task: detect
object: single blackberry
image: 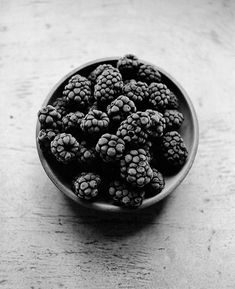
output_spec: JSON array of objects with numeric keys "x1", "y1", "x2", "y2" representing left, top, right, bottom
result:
[
  {"x1": 81, "y1": 109, "x2": 109, "y2": 135},
  {"x1": 147, "y1": 168, "x2": 165, "y2": 196},
  {"x1": 62, "y1": 111, "x2": 84, "y2": 133},
  {"x1": 122, "y1": 80, "x2": 149, "y2": 105},
  {"x1": 167, "y1": 91, "x2": 179, "y2": 109},
  {"x1": 88, "y1": 64, "x2": 114, "y2": 83},
  {"x1": 73, "y1": 172, "x2": 101, "y2": 200},
  {"x1": 108, "y1": 180, "x2": 145, "y2": 207},
  {"x1": 63, "y1": 74, "x2": 91, "y2": 110},
  {"x1": 117, "y1": 54, "x2": 140, "y2": 80},
  {"x1": 95, "y1": 133, "x2": 125, "y2": 162},
  {"x1": 37, "y1": 128, "x2": 59, "y2": 152},
  {"x1": 116, "y1": 111, "x2": 151, "y2": 146},
  {"x1": 161, "y1": 131, "x2": 188, "y2": 168},
  {"x1": 77, "y1": 140, "x2": 97, "y2": 165},
  {"x1": 148, "y1": 82, "x2": 170, "y2": 111},
  {"x1": 50, "y1": 133, "x2": 80, "y2": 164},
  {"x1": 137, "y1": 64, "x2": 161, "y2": 84},
  {"x1": 107, "y1": 95, "x2": 136, "y2": 124},
  {"x1": 94, "y1": 68, "x2": 123, "y2": 107},
  {"x1": 146, "y1": 109, "x2": 166, "y2": 138},
  {"x1": 120, "y1": 148, "x2": 153, "y2": 187},
  {"x1": 38, "y1": 105, "x2": 62, "y2": 129},
  {"x1": 163, "y1": 109, "x2": 184, "y2": 131},
  {"x1": 52, "y1": 97, "x2": 69, "y2": 117}
]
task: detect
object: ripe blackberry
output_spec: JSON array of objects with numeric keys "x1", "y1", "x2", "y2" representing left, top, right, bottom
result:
[
  {"x1": 77, "y1": 140, "x2": 97, "y2": 165},
  {"x1": 146, "y1": 109, "x2": 166, "y2": 138},
  {"x1": 62, "y1": 111, "x2": 84, "y2": 133},
  {"x1": 52, "y1": 97, "x2": 69, "y2": 117},
  {"x1": 88, "y1": 64, "x2": 114, "y2": 83},
  {"x1": 122, "y1": 80, "x2": 149, "y2": 105},
  {"x1": 94, "y1": 68, "x2": 123, "y2": 107},
  {"x1": 148, "y1": 82, "x2": 170, "y2": 111},
  {"x1": 161, "y1": 131, "x2": 188, "y2": 168},
  {"x1": 167, "y1": 91, "x2": 179, "y2": 109},
  {"x1": 95, "y1": 133, "x2": 125, "y2": 162},
  {"x1": 38, "y1": 105, "x2": 62, "y2": 129},
  {"x1": 147, "y1": 168, "x2": 165, "y2": 196},
  {"x1": 107, "y1": 95, "x2": 136, "y2": 124},
  {"x1": 117, "y1": 54, "x2": 140, "y2": 80},
  {"x1": 116, "y1": 111, "x2": 151, "y2": 146},
  {"x1": 108, "y1": 180, "x2": 145, "y2": 207},
  {"x1": 81, "y1": 109, "x2": 110, "y2": 135},
  {"x1": 50, "y1": 133, "x2": 80, "y2": 164},
  {"x1": 120, "y1": 148, "x2": 153, "y2": 187},
  {"x1": 63, "y1": 74, "x2": 91, "y2": 110},
  {"x1": 37, "y1": 128, "x2": 59, "y2": 152},
  {"x1": 73, "y1": 172, "x2": 101, "y2": 200},
  {"x1": 137, "y1": 64, "x2": 161, "y2": 84},
  {"x1": 163, "y1": 109, "x2": 184, "y2": 131}
]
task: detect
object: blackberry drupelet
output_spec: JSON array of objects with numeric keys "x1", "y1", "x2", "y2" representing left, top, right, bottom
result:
[
  {"x1": 95, "y1": 133, "x2": 125, "y2": 162},
  {"x1": 117, "y1": 54, "x2": 140, "y2": 80},
  {"x1": 116, "y1": 111, "x2": 151, "y2": 146},
  {"x1": 38, "y1": 105, "x2": 62, "y2": 129},
  {"x1": 120, "y1": 148, "x2": 153, "y2": 187},
  {"x1": 62, "y1": 111, "x2": 84, "y2": 133},
  {"x1": 161, "y1": 131, "x2": 188, "y2": 168},
  {"x1": 88, "y1": 64, "x2": 114, "y2": 83},
  {"x1": 107, "y1": 95, "x2": 136, "y2": 124},
  {"x1": 52, "y1": 97, "x2": 69, "y2": 117},
  {"x1": 122, "y1": 80, "x2": 149, "y2": 106},
  {"x1": 73, "y1": 172, "x2": 101, "y2": 200},
  {"x1": 108, "y1": 180, "x2": 145, "y2": 207},
  {"x1": 148, "y1": 82, "x2": 170, "y2": 111},
  {"x1": 63, "y1": 74, "x2": 91, "y2": 110},
  {"x1": 94, "y1": 68, "x2": 123, "y2": 107},
  {"x1": 147, "y1": 168, "x2": 165, "y2": 195},
  {"x1": 137, "y1": 64, "x2": 161, "y2": 84},
  {"x1": 37, "y1": 128, "x2": 59, "y2": 152},
  {"x1": 163, "y1": 109, "x2": 184, "y2": 131},
  {"x1": 146, "y1": 109, "x2": 166, "y2": 138},
  {"x1": 81, "y1": 109, "x2": 109, "y2": 135},
  {"x1": 167, "y1": 91, "x2": 179, "y2": 109},
  {"x1": 50, "y1": 133, "x2": 80, "y2": 164}
]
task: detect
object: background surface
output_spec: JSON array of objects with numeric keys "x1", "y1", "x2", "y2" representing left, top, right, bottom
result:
[{"x1": 0, "y1": 0, "x2": 235, "y2": 288}]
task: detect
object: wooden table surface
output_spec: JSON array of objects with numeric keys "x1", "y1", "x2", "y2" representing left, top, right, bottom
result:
[{"x1": 1, "y1": 0, "x2": 235, "y2": 288}]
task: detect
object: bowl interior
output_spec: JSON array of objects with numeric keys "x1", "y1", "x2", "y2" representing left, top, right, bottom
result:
[{"x1": 36, "y1": 58, "x2": 199, "y2": 212}]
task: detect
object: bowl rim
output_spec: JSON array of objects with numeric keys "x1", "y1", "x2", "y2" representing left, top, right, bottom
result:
[{"x1": 36, "y1": 57, "x2": 199, "y2": 213}]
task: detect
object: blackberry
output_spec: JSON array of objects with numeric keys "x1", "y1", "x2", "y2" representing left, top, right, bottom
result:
[
  {"x1": 77, "y1": 140, "x2": 97, "y2": 165},
  {"x1": 94, "y1": 68, "x2": 123, "y2": 107},
  {"x1": 116, "y1": 111, "x2": 151, "y2": 146},
  {"x1": 37, "y1": 128, "x2": 59, "y2": 152},
  {"x1": 52, "y1": 97, "x2": 69, "y2": 117},
  {"x1": 117, "y1": 54, "x2": 140, "y2": 80},
  {"x1": 95, "y1": 133, "x2": 125, "y2": 162},
  {"x1": 107, "y1": 95, "x2": 136, "y2": 124},
  {"x1": 137, "y1": 64, "x2": 161, "y2": 84},
  {"x1": 161, "y1": 131, "x2": 188, "y2": 168},
  {"x1": 50, "y1": 133, "x2": 80, "y2": 164},
  {"x1": 81, "y1": 109, "x2": 109, "y2": 135},
  {"x1": 63, "y1": 74, "x2": 91, "y2": 110},
  {"x1": 38, "y1": 105, "x2": 62, "y2": 129},
  {"x1": 122, "y1": 80, "x2": 149, "y2": 105},
  {"x1": 148, "y1": 82, "x2": 170, "y2": 111},
  {"x1": 108, "y1": 180, "x2": 145, "y2": 207},
  {"x1": 73, "y1": 172, "x2": 101, "y2": 200},
  {"x1": 62, "y1": 111, "x2": 84, "y2": 133},
  {"x1": 163, "y1": 109, "x2": 184, "y2": 131},
  {"x1": 147, "y1": 168, "x2": 165, "y2": 196},
  {"x1": 120, "y1": 148, "x2": 153, "y2": 187},
  {"x1": 88, "y1": 64, "x2": 114, "y2": 83},
  {"x1": 167, "y1": 91, "x2": 179, "y2": 109},
  {"x1": 146, "y1": 109, "x2": 166, "y2": 138}
]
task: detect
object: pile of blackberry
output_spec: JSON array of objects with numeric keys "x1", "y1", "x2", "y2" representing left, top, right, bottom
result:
[{"x1": 37, "y1": 54, "x2": 188, "y2": 208}]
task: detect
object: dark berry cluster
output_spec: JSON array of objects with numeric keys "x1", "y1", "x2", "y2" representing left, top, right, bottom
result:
[{"x1": 37, "y1": 54, "x2": 188, "y2": 208}]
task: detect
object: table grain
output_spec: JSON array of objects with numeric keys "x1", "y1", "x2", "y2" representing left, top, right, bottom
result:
[{"x1": 0, "y1": 0, "x2": 235, "y2": 288}]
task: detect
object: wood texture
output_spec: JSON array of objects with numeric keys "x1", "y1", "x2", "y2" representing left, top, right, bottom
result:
[{"x1": 0, "y1": 0, "x2": 235, "y2": 288}]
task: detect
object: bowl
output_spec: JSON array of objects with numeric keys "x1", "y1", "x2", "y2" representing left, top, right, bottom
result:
[{"x1": 36, "y1": 57, "x2": 199, "y2": 212}]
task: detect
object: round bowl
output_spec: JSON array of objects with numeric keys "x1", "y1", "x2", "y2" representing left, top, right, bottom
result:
[{"x1": 36, "y1": 57, "x2": 199, "y2": 212}]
